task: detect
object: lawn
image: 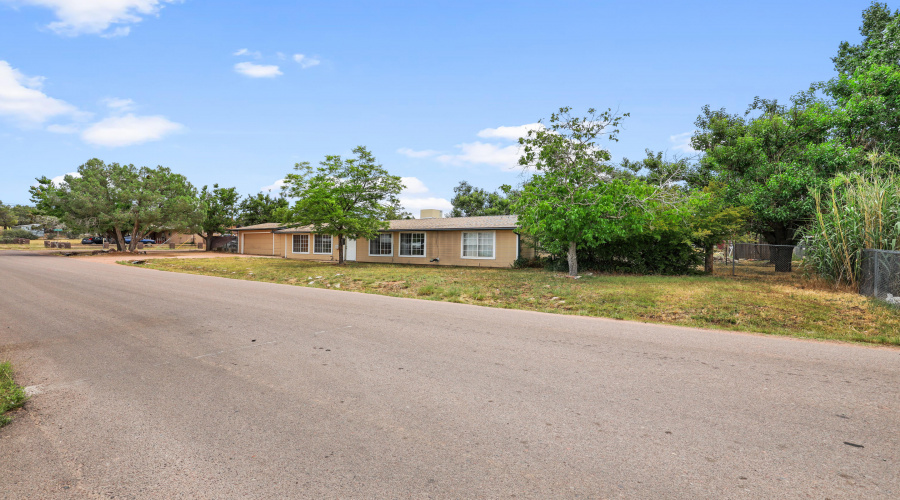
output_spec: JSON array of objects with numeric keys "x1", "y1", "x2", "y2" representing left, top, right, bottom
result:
[
  {"x1": 130, "y1": 257, "x2": 900, "y2": 345},
  {"x1": 0, "y1": 361, "x2": 27, "y2": 427}
]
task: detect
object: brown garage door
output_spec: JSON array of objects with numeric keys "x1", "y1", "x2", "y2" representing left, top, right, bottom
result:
[{"x1": 242, "y1": 233, "x2": 273, "y2": 255}]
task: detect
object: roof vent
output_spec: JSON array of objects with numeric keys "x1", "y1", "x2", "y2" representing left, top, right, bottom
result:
[{"x1": 420, "y1": 209, "x2": 443, "y2": 219}]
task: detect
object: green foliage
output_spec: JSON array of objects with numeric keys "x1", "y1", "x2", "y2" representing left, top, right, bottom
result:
[
  {"x1": 0, "y1": 361, "x2": 28, "y2": 427},
  {"x1": 45, "y1": 159, "x2": 202, "y2": 252},
  {"x1": 0, "y1": 201, "x2": 16, "y2": 229},
  {"x1": 833, "y1": 2, "x2": 900, "y2": 75},
  {"x1": 803, "y1": 168, "x2": 900, "y2": 287},
  {"x1": 689, "y1": 183, "x2": 750, "y2": 273},
  {"x1": 280, "y1": 146, "x2": 404, "y2": 264},
  {"x1": 449, "y1": 181, "x2": 517, "y2": 217},
  {"x1": 238, "y1": 193, "x2": 289, "y2": 226},
  {"x1": 516, "y1": 106, "x2": 684, "y2": 276},
  {"x1": 573, "y1": 232, "x2": 703, "y2": 275},
  {"x1": 199, "y1": 184, "x2": 240, "y2": 250},
  {"x1": 691, "y1": 96, "x2": 861, "y2": 246},
  {"x1": 1, "y1": 228, "x2": 39, "y2": 240}
]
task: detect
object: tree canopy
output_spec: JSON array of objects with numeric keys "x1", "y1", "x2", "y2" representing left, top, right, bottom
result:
[
  {"x1": 449, "y1": 181, "x2": 517, "y2": 217},
  {"x1": 238, "y1": 193, "x2": 289, "y2": 227},
  {"x1": 280, "y1": 146, "x2": 404, "y2": 264},
  {"x1": 199, "y1": 184, "x2": 240, "y2": 251}
]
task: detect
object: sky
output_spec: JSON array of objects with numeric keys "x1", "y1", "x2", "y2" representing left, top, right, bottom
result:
[{"x1": 0, "y1": 0, "x2": 881, "y2": 217}]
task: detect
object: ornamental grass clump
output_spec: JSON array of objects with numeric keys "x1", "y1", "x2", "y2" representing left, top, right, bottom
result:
[{"x1": 804, "y1": 172, "x2": 900, "y2": 287}]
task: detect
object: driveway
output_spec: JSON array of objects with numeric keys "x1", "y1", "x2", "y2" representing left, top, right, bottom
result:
[{"x1": 1, "y1": 251, "x2": 898, "y2": 498}]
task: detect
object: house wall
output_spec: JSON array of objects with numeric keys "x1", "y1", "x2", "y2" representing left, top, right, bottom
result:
[
  {"x1": 355, "y1": 229, "x2": 525, "y2": 268},
  {"x1": 281, "y1": 233, "x2": 340, "y2": 261}
]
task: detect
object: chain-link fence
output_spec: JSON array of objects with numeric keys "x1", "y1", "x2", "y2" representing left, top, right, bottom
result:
[
  {"x1": 727, "y1": 243, "x2": 798, "y2": 276},
  {"x1": 859, "y1": 249, "x2": 900, "y2": 306}
]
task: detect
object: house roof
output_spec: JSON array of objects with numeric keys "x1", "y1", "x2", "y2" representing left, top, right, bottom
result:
[
  {"x1": 274, "y1": 215, "x2": 519, "y2": 234},
  {"x1": 230, "y1": 223, "x2": 285, "y2": 231}
]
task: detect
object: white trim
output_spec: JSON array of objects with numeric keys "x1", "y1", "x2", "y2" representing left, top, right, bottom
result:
[
  {"x1": 291, "y1": 234, "x2": 311, "y2": 254},
  {"x1": 367, "y1": 232, "x2": 393, "y2": 257},
  {"x1": 313, "y1": 234, "x2": 333, "y2": 255},
  {"x1": 460, "y1": 230, "x2": 496, "y2": 259},
  {"x1": 399, "y1": 232, "x2": 427, "y2": 258}
]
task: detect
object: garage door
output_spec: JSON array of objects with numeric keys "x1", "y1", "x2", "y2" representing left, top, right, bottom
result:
[{"x1": 242, "y1": 233, "x2": 273, "y2": 255}]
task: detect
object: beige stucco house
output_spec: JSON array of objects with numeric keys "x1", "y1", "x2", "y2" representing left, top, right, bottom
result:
[{"x1": 231, "y1": 214, "x2": 534, "y2": 268}]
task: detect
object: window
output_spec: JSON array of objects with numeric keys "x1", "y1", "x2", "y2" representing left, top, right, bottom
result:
[
  {"x1": 368, "y1": 233, "x2": 392, "y2": 256},
  {"x1": 314, "y1": 234, "x2": 332, "y2": 254},
  {"x1": 399, "y1": 233, "x2": 426, "y2": 257},
  {"x1": 462, "y1": 231, "x2": 495, "y2": 259},
  {"x1": 292, "y1": 234, "x2": 309, "y2": 253}
]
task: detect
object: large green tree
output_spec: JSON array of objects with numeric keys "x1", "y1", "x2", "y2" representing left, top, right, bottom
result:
[
  {"x1": 691, "y1": 96, "x2": 860, "y2": 270},
  {"x1": 449, "y1": 181, "x2": 517, "y2": 217},
  {"x1": 45, "y1": 159, "x2": 202, "y2": 252},
  {"x1": 280, "y1": 146, "x2": 404, "y2": 265},
  {"x1": 0, "y1": 201, "x2": 16, "y2": 229},
  {"x1": 515, "y1": 107, "x2": 684, "y2": 276},
  {"x1": 238, "y1": 193, "x2": 289, "y2": 226},
  {"x1": 198, "y1": 184, "x2": 240, "y2": 251}
]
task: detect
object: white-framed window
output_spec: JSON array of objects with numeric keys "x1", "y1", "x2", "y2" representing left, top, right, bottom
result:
[
  {"x1": 399, "y1": 232, "x2": 426, "y2": 257},
  {"x1": 368, "y1": 233, "x2": 392, "y2": 256},
  {"x1": 314, "y1": 234, "x2": 332, "y2": 254},
  {"x1": 461, "y1": 231, "x2": 495, "y2": 259},
  {"x1": 292, "y1": 234, "x2": 309, "y2": 253}
]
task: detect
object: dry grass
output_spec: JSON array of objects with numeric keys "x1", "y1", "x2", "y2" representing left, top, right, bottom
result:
[{"x1": 130, "y1": 257, "x2": 900, "y2": 345}]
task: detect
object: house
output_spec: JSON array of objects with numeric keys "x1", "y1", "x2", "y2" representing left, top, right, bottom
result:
[
  {"x1": 230, "y1": 211, "x2": 535, "y2": 268},
  {"x1": 13, "y1": 224, "x2": 44, "y2": 237}
]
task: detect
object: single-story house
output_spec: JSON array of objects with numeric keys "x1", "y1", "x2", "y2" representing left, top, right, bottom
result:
[{"x1": 230, "y1": 213, "x2": 535, "y2": 268}]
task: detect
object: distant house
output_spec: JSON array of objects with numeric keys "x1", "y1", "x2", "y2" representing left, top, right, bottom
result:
[
  {"x1": 13, "y1": 224, "x2": 44, "y2": 237},
  {"x1": 230, "y1": 211, "x2": 534, "y2": 268}
]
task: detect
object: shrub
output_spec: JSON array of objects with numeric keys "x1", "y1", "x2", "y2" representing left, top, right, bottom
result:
[
  {"x1": 1, "y1": 229, "x2": 38, "y2": 240},
  {"x1": 542, "y1": 232, "x2": 703, "y2": 275}
]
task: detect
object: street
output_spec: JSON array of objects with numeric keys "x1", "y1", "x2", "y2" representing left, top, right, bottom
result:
[{"x1": 1, "y1": 251, "x2": 898, "y2": 498}]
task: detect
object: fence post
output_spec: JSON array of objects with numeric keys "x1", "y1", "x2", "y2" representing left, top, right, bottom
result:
[
  {"x1": 873, "y1": 250, "x2": 880, "y2": 299},
  {"x1": 732, "y1": 240, "x2": 736, "y2": 276}
]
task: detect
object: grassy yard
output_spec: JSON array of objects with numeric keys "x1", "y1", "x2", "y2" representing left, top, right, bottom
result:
[
  {"x1": 130, "y1": 257, "x2": 900, "y2": 345},
  {"x1": 0, "y1": 361, "x2": 27, "y2": 427}
]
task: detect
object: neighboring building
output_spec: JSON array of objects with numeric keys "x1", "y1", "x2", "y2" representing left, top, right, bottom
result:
[
  {"x1": 13, "y1": 224, "x2": 44, "y2": 237},
  {"x1": 230, "y1": 212, "x2": 535, "y2": 268}
]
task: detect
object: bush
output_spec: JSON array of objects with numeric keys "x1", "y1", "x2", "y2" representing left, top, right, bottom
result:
[
  {"x1": 511, "y1": 257, "x2": 544, "y2": 269},
  {"x1": 1, "y1": 229, "x2": 38, "y2": 240},
  {"x1": 542, "y1": 232, "x2": 703, "y2": 275}
]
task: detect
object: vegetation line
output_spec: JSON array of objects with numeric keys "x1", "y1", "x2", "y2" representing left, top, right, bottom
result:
[{"x1": 0, "y1": 361, "x2": 27, "y2": 428}]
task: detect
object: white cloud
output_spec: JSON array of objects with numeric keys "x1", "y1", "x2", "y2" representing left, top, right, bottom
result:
[
  {"x1": 399, "y1": 196, "x2": 452, "y2": 216},
  {"x1": 293, "y1": 54, "x2": 320, "y2": 69},
  {"x1": 102, "y1": 97, "x2": 135, "y2": 111},
  {"x1": 670, "y1": 132, "x2": 699, "y2": 154},
  {"x1": 50, "y1": 171, "x2": 80, "y2": 187},
  {"x1": 400, "y1": 176, "x2": 429, "y2": 195},
  {"x1": 476, "y1": 123, "x2": 543, "y2": 141},
  {"x1": 397, "y1": 147, "x2": 440, "y2": 159},
  {"x1": 0, "y1": 60, "x2": 81, "y2": 126},
  {"x1": 81, "y1": 113, "x2": 183, "y2": 147},
  {"x1": 234, "y1": 61, "x2": 282, "y2": 78},
  {"x1": 11, "y1": 0, "x2": 181, "y2": 37},
  {"x1": 233, "y1": 48, "x2": 262, "y2": 59},
  {"x1": 438, "y1": 141, "x2": 522, "y2": 171},
  {"x1": 261, "y1": 179, "x2": 286, "y2": 193}
]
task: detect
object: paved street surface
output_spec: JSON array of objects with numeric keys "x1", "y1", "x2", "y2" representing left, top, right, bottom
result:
[{"x1": 1, "y1": 251, "x2": 898, "y2": 499}]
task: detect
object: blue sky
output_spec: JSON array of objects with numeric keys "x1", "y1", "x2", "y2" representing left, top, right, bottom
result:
[{"x1": 0, "y1": 0, "x2": 881, "y2": 216}]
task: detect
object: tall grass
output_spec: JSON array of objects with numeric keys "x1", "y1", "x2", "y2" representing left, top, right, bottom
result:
[{"x1": 804, "y1": 172, "x2": 900, "y2": 287}]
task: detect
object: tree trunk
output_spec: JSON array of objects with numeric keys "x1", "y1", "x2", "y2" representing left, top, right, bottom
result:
[
  {"x1": 704, "y1": 245, "x2": 715, "y2": 274},
  {"x1": 773, "y1": 246, "x2": 793, "y2": 272},
  {"x1": 114, "y1": 227, "x2": 126, "y2": 252},
  {"x1": 567, "y1": 241, "x2": 578, "y2": 276},
  {"x1": 205, "y1": 234, "x2": 214, "y2": 251}
]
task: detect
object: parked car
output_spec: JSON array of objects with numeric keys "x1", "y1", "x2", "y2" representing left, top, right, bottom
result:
[
  {"x1": 81, "y1": 237, "x2": 94, "y2": 244},
  {"x1": 81, "y1": 236, "x2": 105, "y2": 244},
  {"x1": 123, "y1": 237, "x2": 155, "y2": 244}
]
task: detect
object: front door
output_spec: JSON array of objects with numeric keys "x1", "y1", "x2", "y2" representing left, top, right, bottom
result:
[{"x1": 345, "y1": 238, "x2": 356, "y2": 261}]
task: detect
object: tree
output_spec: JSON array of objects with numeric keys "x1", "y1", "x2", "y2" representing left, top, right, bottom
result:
[
  {"x1": 449, "y1": 181, "x2": 517, "y2": 217},
  {"x1": 515, "y1": 107, "x2": 682, "y2": 276},
  {"x1": 833, "y1": 2, "x2": 900, "y2": 75},
  {"x1": 238, "y1": 193, "x2": 289, "y2": 226},
  {"x1": 198, "y1": 184, "x2": 240, "y2": 251},
  {"x1": 280, "y1": 146, "x2": 404, "y2": 265},
  {"x1": 0, "y1": 201, "x2": 16, "y2": 229},
  {"x1": 689, "y1": 184, "x2": 749, "y2": 273},
  {"x1": 691, "y1": 97, "x2": 860, "y2": 271},
  {"x1": 11, "y1": 205, "x2": 36, "y2": 226},
  {"x1": 48, "y1": 159, "x2": 202, "y2": 252}
]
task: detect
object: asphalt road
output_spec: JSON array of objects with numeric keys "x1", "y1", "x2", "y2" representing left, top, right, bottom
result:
[{"x1": 1, "y1": 251, "x2": 898, "y2": 499}]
